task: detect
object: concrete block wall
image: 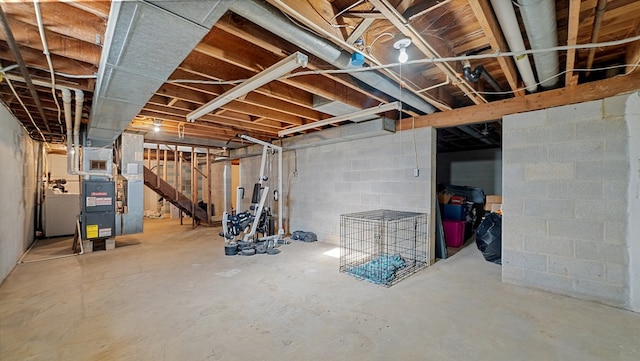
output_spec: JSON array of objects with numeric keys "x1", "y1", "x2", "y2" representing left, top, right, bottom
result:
[
  {"x1": 626, "y1": 93, "x2": 640, "y2": 312},
  {"x1": 209, "y1": 161, "x2": 230, "y2": 218},
  {"x1": 0, "y1": 104, "x2": 38, "y2": 284},
  {"x1": 502, "y1": 94, "x2": 637, "y2": 308},
  {"x1": 239, "y1": 127, "x2": 436, "y2": 247},
  {"x1": 437, "y1": 148, "x2": 502, "y2": 194}
]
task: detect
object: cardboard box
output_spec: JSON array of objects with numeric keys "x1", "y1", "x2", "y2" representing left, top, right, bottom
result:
[
  {"x1": 491, "y1": 203, "x2": 502, "y2": 212},
  {"x1": 484, "y1": 195, "x2": 503, "y2": 211},
  {"x1": 438, "y1": 191, "x2": 452, "y2": 204}
]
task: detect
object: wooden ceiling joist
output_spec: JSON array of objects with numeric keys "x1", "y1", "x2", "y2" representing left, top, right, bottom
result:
[
  {"x1": 565, "y1": 0, "x2": 582, "y2": 87},
  {"x1": 408, "y1": 70, "x2": 640, "y2": 129}
]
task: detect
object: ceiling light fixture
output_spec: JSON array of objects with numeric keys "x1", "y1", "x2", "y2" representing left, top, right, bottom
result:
[
  {"x1": 278, "y1": 102, "x2": 401, "y2": 137},
  {"x1": 186, "y1": 52, "x2": 309, "y2": 122},
  {"x1": 393, "y1": 34, "x2": 412, "y2": 64},
  {"x1": 153, "y1": 119, "x2": 162, "y2": 132}
]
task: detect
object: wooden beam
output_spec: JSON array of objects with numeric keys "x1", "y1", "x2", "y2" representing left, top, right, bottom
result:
[
  {"x1": 343, "y1": 11, "x2": 385, "y2": 19},
  {"x1": 212, "y1": 21, "x2": 391, "y2": 106},
  {"x1": 468, "y1": 0, "x2": 523, "y2": 96},
  {"x1": 404, "y1": 0, "x2": 451, "y2": 21},
  {"x1": 565, "y1": 0, "x2": 581, "y2": 87},
  {"x1": 407, "y1": 72, "x2": 640, "y2": 129},
  {"x1": 267, "y1": 0, "x2": 343, "y2": 40},
  {"x1": 346, "y1": 18, "x2": 375, "y2": 45},
  {"x1": 2, "y1": 17, "x2": 102, "y2": 66}
]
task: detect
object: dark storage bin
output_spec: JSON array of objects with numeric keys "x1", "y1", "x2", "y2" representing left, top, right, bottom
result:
[{"x1": 443, "y1": 204, "x2": 465, "y2": 221}]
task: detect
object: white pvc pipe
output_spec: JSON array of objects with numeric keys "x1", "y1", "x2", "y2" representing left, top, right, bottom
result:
[
  {"x1": 72, "y1": 89, "x2": 113, "y2": 179},
  {"x1": 517, "y1": 0, "x2": 559, "y2": 88},
  {"x1": 489, "y1": 0, "x2": 538, "y2": 92},
  {"x1": 73, "y1": 90, "x2": 82, "y2": 175},
  {"x1": 61, "y1": 88, "x2": 74, "y2": 174},
  {"x1": 34, "y1": 0, "x2": 64, "y2": 131},
  {"x1": 277, "y1": 146, "x2": 283, "y2": 235}
]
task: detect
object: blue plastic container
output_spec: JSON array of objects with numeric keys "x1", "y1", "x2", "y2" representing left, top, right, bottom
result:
[{"x1": 443, "y1": 204, "x2": 465, "y2": 221}]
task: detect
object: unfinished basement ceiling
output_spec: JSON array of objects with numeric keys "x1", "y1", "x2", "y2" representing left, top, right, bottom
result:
[{"x1": 0, "y1": 0, "x2": 639, "y2": 151}]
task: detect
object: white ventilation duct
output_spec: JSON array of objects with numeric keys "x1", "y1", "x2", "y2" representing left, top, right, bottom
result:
[
  {"x1": 489, "y1": 0, "x2": 537, "y2": 93},
  {"x1": 517, "y1": 0, "x2": 559, "y2": 89}
]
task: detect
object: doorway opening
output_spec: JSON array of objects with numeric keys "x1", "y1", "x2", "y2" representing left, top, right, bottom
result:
[{"x1": 434, "y1": 121, "x2": 502, "y2": 262}]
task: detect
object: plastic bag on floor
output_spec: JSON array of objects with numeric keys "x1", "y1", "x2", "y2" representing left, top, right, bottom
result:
[
  {"x1": 291, "y1": 230, "x2": 318, "y2": 242},
  {"x1": 476, "y1": 212, "x2": 502, "y2": 265}
]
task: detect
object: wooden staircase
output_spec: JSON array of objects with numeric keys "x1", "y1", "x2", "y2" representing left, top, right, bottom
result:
[{"x1": 143, "y1": 166, "x2": 210, "y2": 224}]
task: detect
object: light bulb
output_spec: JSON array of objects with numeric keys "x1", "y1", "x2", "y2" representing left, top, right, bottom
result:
[
  {"x1": 398, "y1": 47, "x2": 408, "y2": 63},
  {"x1": 154, "y1": 124, "x2": 160, "y2": 132}
]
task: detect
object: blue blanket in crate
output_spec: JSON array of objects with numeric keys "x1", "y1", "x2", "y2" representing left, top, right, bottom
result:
[{"x1": 346, "y1": 254, "x2": 406, "y2": 285}]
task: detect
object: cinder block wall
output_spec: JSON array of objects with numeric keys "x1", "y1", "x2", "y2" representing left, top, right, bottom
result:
[
  {"x1": 209, "y1": 161, "x2": 230, "y2": 218},
  {"x1": 239, "y1": 127, "x2": 436, "y2": 246},
  {"x1": 0, "y1": 105, "x2": 38, "y2": 283},
  {"x1": 502, "y1": 94, "x2": 635, "y2": 308}
]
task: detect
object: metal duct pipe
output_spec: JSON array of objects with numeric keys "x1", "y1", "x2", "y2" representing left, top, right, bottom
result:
[
  {"x1": 227, "y1": 0, "x2": 437, "y2": 114},
  {"x1": 489, "y1": 0, "x2": 537, "y2": 92},
  {"x1": 517, "y1": 0, "x2": 559, "y2": 89}
]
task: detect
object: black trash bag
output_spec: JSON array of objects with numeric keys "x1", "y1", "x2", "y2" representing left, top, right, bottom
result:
[
  {"x1": 475, "y1": 213, "x2": 502, "y2": 265},
  {"x1": 291, "y1": 230, "x2": 306, "y2": 240},
  {"x1": 303, "y1": 232, "x2": 317, "y2": 242},
  {"x1": 291, "y1": 230, "x2": 318, "y2": 242}
]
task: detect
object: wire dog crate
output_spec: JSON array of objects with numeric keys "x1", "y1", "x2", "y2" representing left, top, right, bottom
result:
[{"x1": 340, "y1": 209, "x2": 429, "y2": 286}]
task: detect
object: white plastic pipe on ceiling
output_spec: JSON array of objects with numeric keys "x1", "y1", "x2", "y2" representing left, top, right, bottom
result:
[
  {"x1": 517, "y1": 0, "x2": 559, "y2": 89},
  {"x1": 489, "y1": 0, "x2": 538, "y2": 93}
]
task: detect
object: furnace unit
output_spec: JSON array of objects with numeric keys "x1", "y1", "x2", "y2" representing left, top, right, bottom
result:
[{"x1": 81, "y1": 180, "x2": 115, "y2": 240}]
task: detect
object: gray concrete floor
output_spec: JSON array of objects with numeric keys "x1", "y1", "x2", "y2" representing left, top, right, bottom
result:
[{"x1": 1, "y1": 218, "x2": 639, "y2": 361}]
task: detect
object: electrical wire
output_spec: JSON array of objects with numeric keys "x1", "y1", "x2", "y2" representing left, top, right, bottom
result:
[
  {"x1": 149, "y1": 35, "x2": 640, "y2": 100},
  {"x1": 328, "y1": 0, "x2": 365, "y2": 23},
  {"x1": 283, "y1": 34, "x2": 640, "y2": 81},
  {"x1": 3, "y1": 76, "x2": 47, "y2": 142},
  {"x1": 168, "y1": 79, "x2": 245, "y2": 85},
  {"x1": 473, "y1": 64, "x2": 640, "y2": 95},
  {"x1": 405, "y1": 34, "x2": 640, "y2": 65},
  {"x1": 54, "y1": 72, "x2": 97, "y2": 79}
]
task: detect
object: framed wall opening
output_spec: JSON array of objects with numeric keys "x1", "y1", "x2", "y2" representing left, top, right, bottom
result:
[{"x1": 434, "y1": 121, "x2": 502, "y2": 263}]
